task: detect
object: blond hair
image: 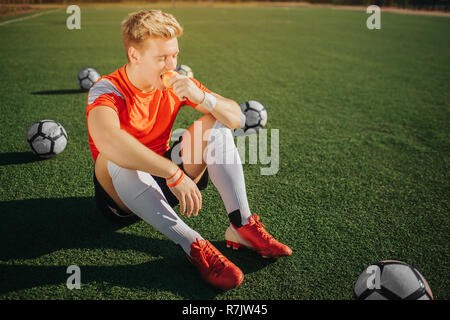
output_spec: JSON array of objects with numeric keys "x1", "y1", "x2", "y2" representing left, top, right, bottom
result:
[{"x1": 121, "y1": 9, "x2": 183, "y2": 60}]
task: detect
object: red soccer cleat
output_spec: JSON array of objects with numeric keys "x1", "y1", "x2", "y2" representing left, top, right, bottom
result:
[
  {"x1": 225, "y1": 214, "x2": 293, "y2": 258},
  {"x1": 187, "y1": 238, "x2": 244, "y2": 290}
]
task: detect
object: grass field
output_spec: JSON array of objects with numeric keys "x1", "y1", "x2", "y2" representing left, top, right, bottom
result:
[{"x1": 0, "y1": 5, "x2": 449, "y2": 300}]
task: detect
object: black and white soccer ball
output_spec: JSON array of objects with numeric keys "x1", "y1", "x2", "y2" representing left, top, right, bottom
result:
[
  {"x1": 234, "y1": 100, "x2": 268, "y2": 136},
  {"x1": 77, "y1": 67, "x2": 101, "y2": 91},
  {"x1": 176, "y1": 65, "x2": 194, "y2": 78},
  {"x1": 26, "y1": 120, "x2": 68, "y2": 158},
  {"x1": 354, "y1": 260, "x2": 433, "y2": 300}
]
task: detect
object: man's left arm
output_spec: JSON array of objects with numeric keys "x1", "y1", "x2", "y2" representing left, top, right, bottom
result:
[
  {"x1": 196, "y1": 92, "x2": 243, "y2": 130},
  {"x1": 168, "y1": 73, "x2": 243, "y2": 129}
]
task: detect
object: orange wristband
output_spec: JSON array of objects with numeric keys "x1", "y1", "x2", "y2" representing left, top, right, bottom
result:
[
  {"x1": 166, "y1": 167, "x2": 180, "y2": 181},
  {"x1": 167, "y1": 170, "x2": 184, "y2": 188}
]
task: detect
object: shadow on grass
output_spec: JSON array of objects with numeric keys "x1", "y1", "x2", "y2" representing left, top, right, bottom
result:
[
  {"x1": 0, "y1": 197, "x2": 272, "y2": 299},
  {"x1": 0, "y1": 152, "x2": 44, "y2": 166},
  {"x1": 31, "y1": 89, "x2": 85, "y2": 95}
]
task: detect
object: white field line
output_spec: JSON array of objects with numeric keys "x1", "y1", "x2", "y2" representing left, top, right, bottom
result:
[{"x1": 0, "y1": 9, "x2": 61, "y2": 27}]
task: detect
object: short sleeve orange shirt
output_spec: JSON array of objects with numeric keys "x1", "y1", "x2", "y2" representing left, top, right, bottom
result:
[{"x1": 86, "y1": 64, "x2": 211, "y2": 162}]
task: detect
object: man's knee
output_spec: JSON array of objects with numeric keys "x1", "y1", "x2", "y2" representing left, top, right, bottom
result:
[
  {"x1": 182, "y1": 115, "x2": 214, "y2": 162},
  {"x1": 95, "y1": 154, "x2": 133, "y2": 214}
]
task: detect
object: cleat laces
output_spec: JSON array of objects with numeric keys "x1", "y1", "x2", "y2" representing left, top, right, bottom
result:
[
  {"x1": 194, "y1": 239, "x2": 227, "y2": 275},
  {"x1": 251, "y1": 214, "x2": 274, "y2": 242}
]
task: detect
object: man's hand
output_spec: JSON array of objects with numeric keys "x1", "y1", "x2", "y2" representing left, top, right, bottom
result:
[
  {"x1": 167, "y1": 73, "x2": 205, "y2": 105},
  {"x1": 167, "y1": 169, "x2": 202, "y2": 217}
]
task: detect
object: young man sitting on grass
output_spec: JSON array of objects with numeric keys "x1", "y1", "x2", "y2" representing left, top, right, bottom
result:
[{"x1": 86, "y1": 9, "x2": 292, "y2": 290}]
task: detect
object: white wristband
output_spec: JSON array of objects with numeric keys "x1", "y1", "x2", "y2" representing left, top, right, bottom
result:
[{"x1": 199, "y1": 92, "x2": 217, "y2": 112}]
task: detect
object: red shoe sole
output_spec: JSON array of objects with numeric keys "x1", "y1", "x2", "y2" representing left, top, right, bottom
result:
[
  {"x1": 226, "y1": 240, "x2": 243, "y2": 250},
  {"x1": 226, "y1": 240, "x2": 273, "y2": 258}
]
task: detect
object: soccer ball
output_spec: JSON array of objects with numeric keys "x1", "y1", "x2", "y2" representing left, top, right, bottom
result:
[
  {"x1": 354, "y1": 260, "x2": 433, "y2": 300},
  {"x1": 234, "y1": 100, "x2": 268, "y2": 136},
  {"x1": 26, "y1": 120, "x2": 68, "y2": 158},
  {"x1": 176, "y1": 65, "x2": 194, "y2": 78},
  {"x1": 77, "y1": 67, "x2": 101, "y2": 91}
]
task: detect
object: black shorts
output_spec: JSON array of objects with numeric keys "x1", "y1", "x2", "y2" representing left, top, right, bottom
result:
[{"x1": 94, "y1": 136, "x2": 209, "y2": 223}]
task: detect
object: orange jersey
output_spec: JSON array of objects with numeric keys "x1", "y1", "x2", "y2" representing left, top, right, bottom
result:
[{"x1": 86, "y1": 64, "x2": 211, "y2": 161}]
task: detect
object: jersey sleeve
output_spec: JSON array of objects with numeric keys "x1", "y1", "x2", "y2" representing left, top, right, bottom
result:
[
  {"x1": 183, "y1": 78, "x2": 212, "y2": 109},
  {"x1": 86, "y1": 78, "x2": 125, "y2": 116}
]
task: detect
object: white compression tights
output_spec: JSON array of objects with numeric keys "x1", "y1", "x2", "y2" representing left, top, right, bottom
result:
[
  {"x1": 205, "y1": 120, "x2": 252, "y2": 226},
  {"x1": 107, "y1": 160, "x2": 203, "y2": 255}
]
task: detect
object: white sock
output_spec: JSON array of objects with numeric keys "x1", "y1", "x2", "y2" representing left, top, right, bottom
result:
[
  {"x1": 107, "y1": 160, "x2": 203, "y2": 255},
  {"x1": 204, "y1": 120, "x2": 252, "y2": 227}
]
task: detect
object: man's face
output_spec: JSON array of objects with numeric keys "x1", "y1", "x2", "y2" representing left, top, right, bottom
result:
[{"x1": 133, "y1": 37, "x2": 179, "y2": 91}]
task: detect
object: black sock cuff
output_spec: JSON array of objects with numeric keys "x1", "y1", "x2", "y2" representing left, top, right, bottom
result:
[{"x1": 228, "y1": 210, "x2": 243, "y2": 228}]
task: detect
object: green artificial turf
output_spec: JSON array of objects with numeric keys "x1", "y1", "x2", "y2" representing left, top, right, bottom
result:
[{"x1": 0, "y1": 6, "x2": 449, "y2": 300}]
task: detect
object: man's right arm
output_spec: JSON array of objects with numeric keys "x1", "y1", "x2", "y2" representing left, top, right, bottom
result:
[
  {"x1": 88, "y1": 105, "x2": 202, "y2": 217},
  {"x1": 87, "y1": 106, "x2": 179, "y2": 179}
]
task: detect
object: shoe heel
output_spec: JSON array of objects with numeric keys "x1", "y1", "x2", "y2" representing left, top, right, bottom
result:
[{"x1": 226, "y1": 240, "x2": 242, "y2": 250}]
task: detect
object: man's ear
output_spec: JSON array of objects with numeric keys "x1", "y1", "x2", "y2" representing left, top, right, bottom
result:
[{"x1": 128, "y1": 46, "x2": 140, "y2": 64}]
